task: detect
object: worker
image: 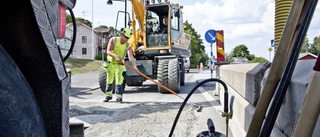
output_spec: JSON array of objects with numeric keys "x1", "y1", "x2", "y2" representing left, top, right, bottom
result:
[
  {"x1": 104, "y1": 28, "x2": 139, "y2": 103},
  {"x1": 156, "y1": 15, "x2": 168, "y2": 34}
]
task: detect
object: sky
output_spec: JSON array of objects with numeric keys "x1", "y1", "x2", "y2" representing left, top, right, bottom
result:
[{"x1": 72, "y1": 0, "x2": 320, "y2": 61}]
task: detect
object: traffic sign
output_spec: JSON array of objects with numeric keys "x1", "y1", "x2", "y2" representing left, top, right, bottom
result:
[{"x1": 205, "y1": 29, "x2": 216, "y2": 43}]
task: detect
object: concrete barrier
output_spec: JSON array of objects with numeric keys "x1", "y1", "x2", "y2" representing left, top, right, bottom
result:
[
  {"x1": 217, "y1": 63, "x2": 270, "y2": 136},
  {"x1": 216, "y1": 60, "x2": 319, "y2": 136}
]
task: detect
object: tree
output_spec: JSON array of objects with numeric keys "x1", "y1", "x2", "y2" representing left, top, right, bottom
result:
[
  {"x1": 247, "y1": 54, "x2": 255, "y2": 61},
  {"x1": 309, "y1": 35, "x2": 320, "y2": 56},
  {"x1": 184, "y1": 21, "x2": 206, "y2": 67},
  {"x1": 251, "y1": 57, "x2": 269, "y2": 63},
  {"x1": 66, "y1": 13, "x2": 72, "y2": 24},
  {"x1": 66, "y1": 14, "x2": 93, "y2": 27},
  {"x1": 230, "y1": 44, "x2": 257, "y2": 61},
  {"x1": 226, "y1": 52, "x2": 234, "y2": 62},
  {"x1": 97, "y1": 25, "x2": 108, "y2": 28},
  {"x1": 74, "y1": 17, "x2": 92, "y2": 28},
  {"x1": 233, "y1": 44, "x2": 250, "y2": 58},
  {"x1": 200, "y1": 53, "x2": 209, "y2": 66},
  {"x1": 301, "y1": 36, "x2": 310, "y2": 53},
  {"x1": 227, "y1": 44, "x2": 259, "y2": 62}
]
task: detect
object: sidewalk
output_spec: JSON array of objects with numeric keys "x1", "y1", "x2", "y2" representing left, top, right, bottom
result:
[{"x1": 193, "y1": 69, "x2": 217, "y2": 85}]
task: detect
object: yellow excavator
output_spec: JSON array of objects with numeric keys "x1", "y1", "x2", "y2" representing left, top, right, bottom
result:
[{"x1": 100, "y1": 0, "x2": 191, "y2": 93}]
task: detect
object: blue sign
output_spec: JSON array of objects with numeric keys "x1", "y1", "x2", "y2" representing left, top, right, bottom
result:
[
  {"x1": 271, "y1": 39, "x2": 274, "y2": 47},
  {"x1": 205, "y1": 29, "x2": 216, "y2": 43}
]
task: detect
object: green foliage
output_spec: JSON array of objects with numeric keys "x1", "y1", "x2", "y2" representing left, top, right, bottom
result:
[
  {"x1": 301, "y1": 36, "x2": 310, "y2": 53},
  {"x1": 109, "y1": 26, "x2": 115, "y2": 31},
  {"x1": 184, "y1": 21, "x2": 206, "y2": 67},
  {"x1": 200, "y1": 53, "x2": 209, "y2": 66},
  {"x1": 99, "y1": 25, "x2": 108, "y2": 28},
  {"x1": 66, "y1": 13, "x2": 72, "y2": 24},
  {"x1": 300, "y1": 35, "x2": 320, "y2": 56},
  {"x1": 310, "y1": 35, "x2": 320, "y2": 55},
  {"x1": 229, "y1": 44, "x2": 257, "y2": 61},
  {"x1": 190, "y1": 53, "x2": 201, "y2": 68},
  {"x1": 65, "y1": 58, "x2": 103, "y2": 74},
  {"x1": 226, "y1": 52, "x2": 234, "y2": 62},
  {"x1": 250, "y1": 57, "x2": 269, "y2": 63},
  {"x1": 247, "y1": 54, "x2": 255, "y2": 61},
  {"x1": 75, "y1": 17, "x2": 92, "y2": 27},
  {"x1": 232, "y1": 44, "x2": 250, "y2": 58}
]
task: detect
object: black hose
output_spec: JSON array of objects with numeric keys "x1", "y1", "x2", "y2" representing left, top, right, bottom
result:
[
  {"x1": 169, "y1": 78, "x2": 228, "y2": 137},
  {"x1": 259, "y1": 0, "x2": 318, "y2": 136},
  {"x1": 63, "y1": 7, "x2": 77, "y2": 61}
]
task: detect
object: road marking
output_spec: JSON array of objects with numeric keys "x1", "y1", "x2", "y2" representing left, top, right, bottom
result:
[{"x1": 197, "y1": 86, "x2": 224, "y2": 114}]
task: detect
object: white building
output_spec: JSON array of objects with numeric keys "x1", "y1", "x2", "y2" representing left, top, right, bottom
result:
[
  {"x1": 57, "y1": 19, "x2": 99, "y2": 60},
  {"x1": 71, "y1": 22, "x2": 98, "y2": 60}
]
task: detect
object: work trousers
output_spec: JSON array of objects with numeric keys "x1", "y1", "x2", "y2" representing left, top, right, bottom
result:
[{"x1": 105, "y1": 63, "x2": 125, "y2": 97}]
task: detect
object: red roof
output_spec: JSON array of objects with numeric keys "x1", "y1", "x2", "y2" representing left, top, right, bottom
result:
[{"x1": 298, "y1": 52, "x2": 318, "y2": 60}]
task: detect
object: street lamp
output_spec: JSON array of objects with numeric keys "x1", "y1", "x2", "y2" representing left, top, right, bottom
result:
[
  {"x1": 92, "y1": 0, "x2": 95, "y2": 60},
  {"x1": 106, "y1": 0, "x2": 113, "y2": 4},
  {"x1": 107, "y1": 0, "x2": 128, "y2": 28}
]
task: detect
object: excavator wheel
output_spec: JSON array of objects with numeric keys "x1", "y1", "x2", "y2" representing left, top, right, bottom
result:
[
  {"x1": 0, "y1": 45, "x2": 46, "y2": 136},
  {"x1": 157, "y1": 60, "x2": 169, "y2": 93},
  {"x1": 180, "y1": 60, "x2": 185, "y2": 86},
  {"x1": 168, "y1": 59, "x2": 181, "y2": 93}
]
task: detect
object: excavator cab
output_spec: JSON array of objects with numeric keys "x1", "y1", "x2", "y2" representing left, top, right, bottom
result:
[
  {"x1": 144, "y1": 2, "x2": 190, "y2": 56},
  {"x1": 145, "y1": 4, "x2": 169, "y2": 49}
]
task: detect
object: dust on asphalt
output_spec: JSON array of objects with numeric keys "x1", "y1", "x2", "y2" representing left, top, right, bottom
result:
[{"x1": 70, "y1": 101, "x2": 199, "y2": 137}]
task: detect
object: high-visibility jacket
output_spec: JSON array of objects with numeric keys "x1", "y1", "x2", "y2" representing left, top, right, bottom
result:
[{"x1": 107, "y1": 37, "x2": 129, "y2": 63}]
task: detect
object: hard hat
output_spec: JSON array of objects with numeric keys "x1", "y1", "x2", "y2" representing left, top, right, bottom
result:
[{"x1": 121, "y1": 28, "x2": 132, "y2": 38}]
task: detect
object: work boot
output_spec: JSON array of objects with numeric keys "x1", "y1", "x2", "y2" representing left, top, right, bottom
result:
[
  {"x1": 116, "y1": 98, "x2": 123, "y2": 103},
  {"x1": 104, "y1": 96, "x2": 112, "y2": 102},
  {"x1": 104, "y1": 90, "x2": 113, "y2": 102},
  {"x1": 115, "y1": 94, "x2": 123, "y2": 103}
]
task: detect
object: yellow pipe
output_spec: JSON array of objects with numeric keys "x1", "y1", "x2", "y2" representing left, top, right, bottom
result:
[{"x1": 274, "y1": 0, "x2": 293, "y2": 52}]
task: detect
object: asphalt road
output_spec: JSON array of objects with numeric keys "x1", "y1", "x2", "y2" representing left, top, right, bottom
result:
[{"x1": 69, "y1": 69, "x2": 232, "y2": 137}]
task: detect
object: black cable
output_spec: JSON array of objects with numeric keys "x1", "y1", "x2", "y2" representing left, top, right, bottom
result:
[
  {"x1": 169, "y1": 78, "x2": 228, "y2": 137},
  {"x1": 63, "y1": 7, "x2": 77, "y2": 61},
  {"x1": 260, "y1": 0, "x2": 318, "y2": 136}
]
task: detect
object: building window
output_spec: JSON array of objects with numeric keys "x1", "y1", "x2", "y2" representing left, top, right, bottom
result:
[
  {"x1": 82, "y1": 48, "x2": 87, "y2": 55},
  {"x1": 82, "y1": 36, "x2": 87, "y2": 43}
]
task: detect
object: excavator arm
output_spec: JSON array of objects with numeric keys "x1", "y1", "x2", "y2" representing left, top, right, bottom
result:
[{"x1": 129, "y1": 0, "x2": 145, "y2": 53}]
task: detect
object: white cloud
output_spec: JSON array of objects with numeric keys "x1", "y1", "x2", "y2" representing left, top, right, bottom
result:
[{"x1": 183, "y1": 0, "x2": 275, "y2": 59}]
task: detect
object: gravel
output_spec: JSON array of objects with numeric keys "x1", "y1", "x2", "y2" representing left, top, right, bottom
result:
[{"x1": 70, "y1": 102, "x2": 200, "y2": 137}]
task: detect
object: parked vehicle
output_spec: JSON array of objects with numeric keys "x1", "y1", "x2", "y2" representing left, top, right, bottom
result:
[
  {"x1": 184, "y1": 58, "x2": 190, "y2": 73},
  {"x1": 230, "y1": 57, "x2": 249, "y2": 64}
]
